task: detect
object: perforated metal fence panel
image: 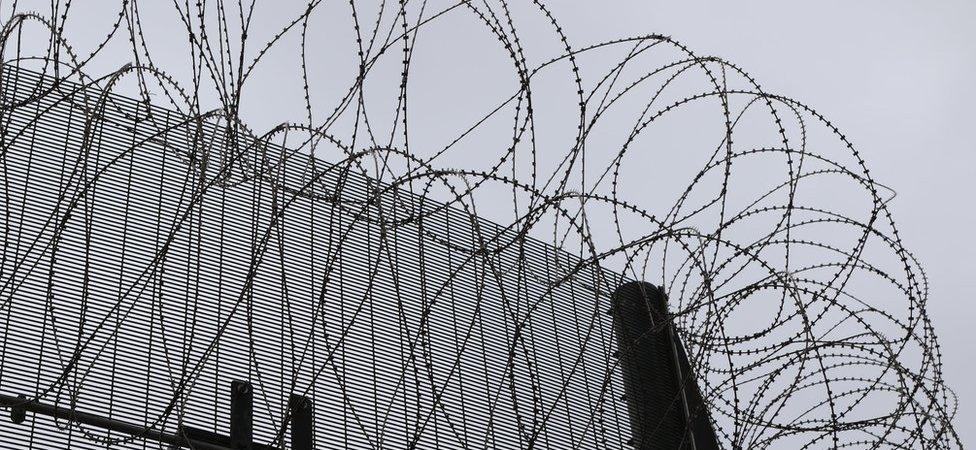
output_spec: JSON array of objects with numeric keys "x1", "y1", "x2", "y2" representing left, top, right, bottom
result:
[{"x1": 0, "y1": 66, "x2": 635, "y2": 449}]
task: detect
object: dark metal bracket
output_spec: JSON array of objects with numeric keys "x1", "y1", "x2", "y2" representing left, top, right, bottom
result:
[{"x1": 1, "y1": 381, "x2": 313, "y2": 450}]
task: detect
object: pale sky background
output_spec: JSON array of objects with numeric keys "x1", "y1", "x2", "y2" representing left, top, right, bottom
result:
[
  {"x1": 4, "y1": 0, "x2": 974, "y2": 445},
  {"x1": 587, "y1": 1, "x2": 976, "y2": 443},
  {"x1": 573, "y1": 2, "x2": 976, "y2": 443}
]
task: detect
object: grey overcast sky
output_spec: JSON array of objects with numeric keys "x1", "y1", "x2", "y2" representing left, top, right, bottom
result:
[
  {"x1": 581, "y1": 1, "x2": 976, "y2": 443},
  {"x1": 5, "y1": 0, "x2": 973, "y2": 445}
]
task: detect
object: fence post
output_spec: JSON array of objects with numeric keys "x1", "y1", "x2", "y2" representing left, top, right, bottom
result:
[
  {"x1": 612, "y1": 281, "x2": 719, "y2": 450},
  {"x1": 288, "y1": 394, "x2": 313, "y2": 450}
]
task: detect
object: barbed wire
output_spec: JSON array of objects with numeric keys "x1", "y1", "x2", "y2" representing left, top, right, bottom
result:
[{"x1": 0, "y1": 1, "x2": 960, "y2": 449}]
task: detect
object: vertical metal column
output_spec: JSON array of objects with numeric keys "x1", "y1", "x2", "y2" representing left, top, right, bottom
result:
[
  {"x1": 288, "y1": 394, "x2": 313, "y2": 450},
  {"x1": 611, "y1": 281, "x2": 719, "y2": 450},
  {"x1": 230, "y1": 380, "x2": 253, "y2": 448}
]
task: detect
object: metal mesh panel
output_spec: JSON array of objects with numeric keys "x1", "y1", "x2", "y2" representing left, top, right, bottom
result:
[{"x1": 1, "y1": 65, "x2": 630, "y2": 449}]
